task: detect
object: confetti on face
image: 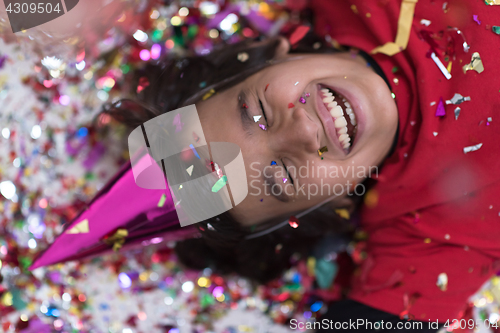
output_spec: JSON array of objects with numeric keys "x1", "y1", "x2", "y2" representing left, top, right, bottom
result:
[
  {"x1": 305, "y1": 93, "x2": 310, "y2": 97},
  {"x1": 288, "y1": 216, "x2": 299, "y2": 228},
  {"x1": 294, "y1": 81, "x2": 299, "y2": 86},
  {"x1": 299, "y1": 97, "x2": 306, "y2": 104},
  {"x1": 473, "y1": 14, "x2": 481, "y2": 25},
  {"x1": 435, "y1": 98, "x2": 445, "y2": 117},
  {"x1": 258, "y1": 124, "x2": 267, "y2": 131},
  {"x1": 202, "y1": 88, "x2": 216, "y2": 100},
  {"x1": 260, "y1": 198, "x2": 263, "y2": 202},
  {"x1": 436, "y1": 273, "x2": 448, "y2": 291},
  {"x1": 253, "y1": 115, "x2": 262, "y2": 122},
  {"x1": 211, "y1": 175, "x2": 228, "y2": 193},
  {"x1": 454, "y1": 107, "x2": 461, "y2": 120},
  {"x1": 317, "y1": 146, "x2": 328, "y2": 156},
  {"x1": 463, "y1": 52, "x2": 484, "y2": 74},
  {"x1": 237, "y1": 52, "x2": 249, "y2": 62},
  {"x1": 242, "y1": 103, "x2": 248, "y2": 109},
  {"x1": 283, "y1": 178, "x2": 287, "y2": 183},
  {"x1": 265, "y1": 84, "x2": 269, "y2": 92},
  {"x1": 463, "y1": 143, "x2": 483, "y2": 154},
  {"x1": 288, "y1": 103, "x2": 294, "y2": 108},
  {"x1": 270, "y1": 161, "x2": 277, "y2": 166}
]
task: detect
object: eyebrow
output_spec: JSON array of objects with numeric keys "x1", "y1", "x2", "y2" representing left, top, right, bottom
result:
[{"x1": 262, "y1": 170, "x2": 291, "y2": 203}]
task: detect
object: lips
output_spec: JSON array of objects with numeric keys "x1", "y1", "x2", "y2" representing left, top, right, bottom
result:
[{"x1": 315, "y1": 84, "x2": 359, "y2": 153}]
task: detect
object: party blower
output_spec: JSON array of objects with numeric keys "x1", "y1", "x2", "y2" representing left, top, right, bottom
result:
[{"x1": 31, "y1": 105, "x2": 248, "y2": 269}]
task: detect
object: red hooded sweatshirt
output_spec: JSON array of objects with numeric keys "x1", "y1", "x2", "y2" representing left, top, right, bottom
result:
[{"x1": 312, "y1": 0, "x2": 500, "y2": 322}]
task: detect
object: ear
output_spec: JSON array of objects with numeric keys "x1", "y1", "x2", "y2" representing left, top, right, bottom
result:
[{"x1": 274, "y1": 36, "x2": 291, "y2": 59}]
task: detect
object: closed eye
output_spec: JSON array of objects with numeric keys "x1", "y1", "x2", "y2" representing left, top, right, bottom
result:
[{"x1": 259, "y1": 99, "x2": 269, "y2": 126}]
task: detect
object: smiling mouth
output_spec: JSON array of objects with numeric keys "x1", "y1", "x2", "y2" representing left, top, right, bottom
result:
[{"x1": 319, "y1": 86, "x2": 358, "y2": 151}]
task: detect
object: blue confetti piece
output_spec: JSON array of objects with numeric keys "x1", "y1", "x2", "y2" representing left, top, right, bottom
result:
[
  {"x1": 189, "y1": 144, "x2": 200, "y2": 159},
  {"x1": 270, "y1": 161, "x2": 277, "y2": 166},
  {"x1": 76, "y1": 127, "x2": 88, "y2": 138},
  {"x1": 310, "y1": 301, "x2": 323, "y2": 312}
]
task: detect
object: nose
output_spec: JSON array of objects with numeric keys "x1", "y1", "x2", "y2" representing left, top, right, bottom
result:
[{"x1": 269, "y1": 106, "x2": 319, "y2": 156}]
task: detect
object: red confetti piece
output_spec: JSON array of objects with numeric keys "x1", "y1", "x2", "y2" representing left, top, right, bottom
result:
[
  {"x1": 242, "y1": 103, "x2": 248, "y2": 108},
  {"x1": 288, "y1": 216, "x2": 299, "y2": 228},
  {"x1": 289, "y1": 25, "x2": 310, "y2": 46},
  {"x1": 288, "y1": 103, "x2": 295, "y2": 108},
  {"x1": 265, "y1": 84, "x2": 269, "y2": 92},
  {"x1": 435, "y1": 98, "x2": 445, "y2": 117},
  {"x1": 136, "y1": 77, "x2": 150, "y2": 93}
]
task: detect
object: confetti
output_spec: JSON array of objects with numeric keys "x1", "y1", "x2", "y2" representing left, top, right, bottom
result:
[
  {"x1": 202, "y1": 88, "x2": 216, "y2": 100},
  {"x1": 335, "y1": 209, "x2": 350, "y2": 220},
  {"x1": 493, "y1": 26, "x2": 500, "y2": 35},
  {"x1": 136, "y1": 76, "x2": 150, "y2": 93},
  {"x1": 294, "y1": 81, "x2": 299, "y2": 86},
  {"x1": 463, "y1": 52, "x2": 484, "y2": 74},
  {"x1": 207, "y1": 223, "x2": 215, "y2": 230},
  {"x1": 454, "y1": 107, "x2": 461, "y2": 120},
  {"x1": 66, "y1": 219, "x2": 89, "y2": 234},
  {"x1": 283, "y1": 178, "x2": 288, "y2": 183},
  {"x1": 433, "y1": 132, "x2": 438, "y2": 136},
  {"x1": 211, "y1": 175, "x2": 228, "y2": 193},
  {"x1": 157, "y1": 193, "x2": 167, "y2": 207},
  {"x1": 102, "y1": 229, "x2": 128, "y2": 252},
  {"x1": 299, "y1": 97, "x2": 306, "y2": 104},
  {"x1": 270, "y1": 161, "x2": 277, "y2": 166},
  {"x1": 446, "y1": 93, "x2": 471, "y2": 105},
  {"x1": 420, "y1": 19, "x2": 431, "y2": 26},
  {"x1": 288, "y1": 25, "x2": 310, "y2": 46},
  {"x1": 288, "y1": 216, "x2": 299, "y2": 228},
  {"x1": 199, "y1": 81, "x2": 207, "y2": 88},
  {"x1": 288, "y1": 103, "x2": 295, "y2": 108},
  {"x1": 435, "y1": 98, "x2": 446, "y2": 117},
  {"x1": 258, "y1": 124, "x2": 267, "y2": 131},
  {"x1": 253, "y1": 115, "x2": 262, "y2": 122},
  {"x1": 189, "y1": 144, "x2": 201, "y2": 159},
  {"x1": 317, "y1": 146, "x2": 328, "y2": 156},
  {"x1": 173, "y1": 113, "x2": 183, "y2": 132},
  {"x1": 473, "y1": 14, "x2": 481, "y2": 25},
  {"x1": 463, "y1": 143, "x2": 483, "y2": 154},
  {"x1": 242, "y1": 103, "x2": 248, "y2": 108},
  {"x1": 265, "y1": 84, "x2": 269, "y2": 91},
  {"x1": 186, "y1": 165, "x2": 194, "y2": 176},
  {"x1": 305, "y1": 93, "x2": 310, "y2": 97},
  {"x1": 485, "y1": 0, "x2": 500, "y2": 4},
  {"x1": 430, "y1": 52, "x2": 452, "y2": 80},
  {"x1": 436, "y1": 273, "x2": 448, "y2": 291},
  {"x1": 237, "y1": 52, "x2": 249, "y2": 62}
]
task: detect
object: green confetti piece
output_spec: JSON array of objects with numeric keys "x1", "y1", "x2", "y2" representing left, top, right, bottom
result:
[
  {"x1": 211, "y1": 175, "x2": 227, "y2": 193},
  {"x1": 392, "y1": 66, "x2": 399, "y2": 73},
  {"x1": 10, "y1": 287, "x2": 27, "y2": 310},
  {"x1": 492, "y1": 26, "x2": 500, "y2": 35},
  {"x1": 157, "y1": 194, "x2": 166, "y2": 207}
]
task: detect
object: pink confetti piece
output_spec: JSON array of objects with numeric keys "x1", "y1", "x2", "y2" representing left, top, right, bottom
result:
[
  {"x1": 173, "y1": 113, "x2": 183, "y2": 132},
  {"x1": 299, "y1": 97, "x2": 306, "y2": 104},
  {"x1": 435, "y1": 98, "x2": 446, "y2": 117},
  {"x1": 258, "y1": 124, "x2": 267, "y2": 131},
  {"x1": 288, "y1": 26, "x2": 310, "y2": 46},
  {"x1": 283, "y1": 178, "x2": 287, "y2": 183},
  {"x1": 288, "y1": 103, "x2": 295, "y2": 108},
  {"x1": 473, "y1": 15, "x2": 481, "y2": 25},
  {"x1": 305, "y1": 93, "x2": 310, "y2": 97},
  {"x1": 265, "y1": 84, "x2": 269, "y2": 92}
]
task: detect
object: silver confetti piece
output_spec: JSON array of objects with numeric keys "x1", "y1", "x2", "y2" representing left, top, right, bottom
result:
[
  {"x1": 446, "y1": 93, "x2": 471, "y2": 105},
  {"x1": 454, "y1": 107, "x2": 461, "y2": 120},
  {"x1": 463, "y1": 143, "x2": 483, "y2": 154},
  {"x1": 436, "y1": 273, "x2": 448, "y2": 291}
]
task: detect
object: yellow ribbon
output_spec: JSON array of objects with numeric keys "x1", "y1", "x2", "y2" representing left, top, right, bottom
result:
[
  {"x1": 371, "y1": 0, "x2": 418, "y2": 56},
  {"x1": 102, "y1": 228, "x2": 128, "y2": 252}
]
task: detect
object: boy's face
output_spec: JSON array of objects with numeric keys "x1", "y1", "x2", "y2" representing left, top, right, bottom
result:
[{"x1": 196, "y1": 51, "x2": 398, "y2": 227}]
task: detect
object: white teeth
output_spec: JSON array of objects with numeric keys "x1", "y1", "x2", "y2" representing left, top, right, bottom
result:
[
  {"x1": 334, "y1": 117, "x2": 347, "y2": 128},
  {"x1": 330, "y1": 105, "x2": 343, "y2": 118},
  {"x1": 339, "y1": 133, "x2": 349, "y2": 142},
  {"x1": 338, "y1": 126, "x2": 347, "y2": 134},
  {"x1": 327, "y1": 101, "x2": 338, "y2": 108},
  {"x1": 321, "y1": 88, "x2": 329, "y2": 93},
  {"x1": 323, "y1": 96, "x2": 334, "y2": 103}
]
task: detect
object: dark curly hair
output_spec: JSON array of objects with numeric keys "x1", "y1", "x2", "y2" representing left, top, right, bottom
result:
[{"x1": 102, "y1": 32, "x2": 358, "y2": 283}]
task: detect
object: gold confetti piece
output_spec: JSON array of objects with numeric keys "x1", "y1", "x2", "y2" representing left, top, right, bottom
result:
[
  {"x1": 307, "y1": 257, "x2": 316, "y2": 277},
  {"x1": 436, "y1": 273, "x2": 448, "y2": 291},
  {"x1": 102, "y1": 228, "x2": 128, "y2": 252},
  {"x1": 335, "y1": 209, "x2": 350, "y2": 220},
  {"x1": 351, "y1": 4, "x2": 358, "y2": 14},
  {"x1": 364, "y1": 189, "x2": 379, "y2": 208},
  {"x1": 157, "y1": 194, "x2": 166, "y2": 207},
  {"x1": 424, "y1": 238, "x2": 431, "y2": 243},
  {"x1": 463, "y1": 143, "x2": 483, "y2": 154},
  {"x1": 202, "y1": 88, "x2": 216, "y2": 101},
  {"x1": 371, "y1": 0, "x2": 418, "y2": 56},
  {"x1": 485, "y1": 0, "x2": 500, "y2": 4},
  {"x1": 186, "y1": 165, "x2": 194, "y2": 176},
  {"x1": 447, "y1": 61, "x2": 452, "y2": 73},
  {"x1": 462, "y1": 52, "x2": 484, "y2": 74},
  {"x1": 66, "y1": 219, "x2": 89, "y2": 234},
  {"x1": 317, "y1": 146, "x2": 328, "y2": 156}
]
